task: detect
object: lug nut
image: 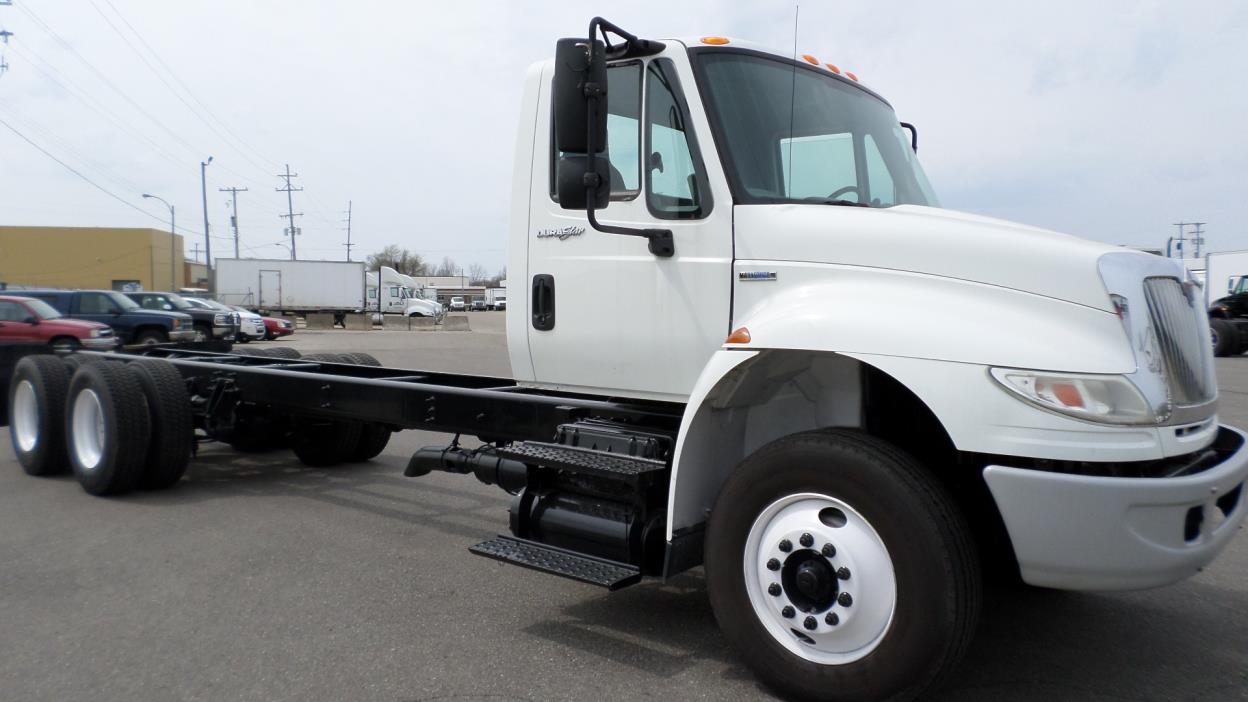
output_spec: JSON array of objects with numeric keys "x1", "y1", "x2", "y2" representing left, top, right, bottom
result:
[
  {"x1": 837, "y1": 567, "x2": 851, "y2": 580},
  {"x1": 767, "y1": 558, "x2": 781, "y2": 571},
  {"x1": 821, "y1": 543, "x2": 836, "y2": 558},
  {"x1": 778, "y1": 539, "x2": 792, "y2": 553},
  {"x1": 800, "y1": 533, "x2": 814, "y2": 547},
  {"x1": 803, "y1": 616, "x2": 817, "y2": 631},
  {"x1": 781, "y1": 605, "x2": 795, "y2": 619},
  {"x1": 768, "y1": 583, "x2": 782, "y2": 596},
  {"x1": 838, "y1": 592, "x2": 853, "y2": 607},
  {"x1": 825, "y1": 612, "x2": 840, "y2": 626}
]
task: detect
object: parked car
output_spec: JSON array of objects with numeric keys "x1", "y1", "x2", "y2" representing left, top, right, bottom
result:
[
  {"x1": 20, "y1": 289, "x2": 194, "y2": 345},
  {"x1": 448, "y1": 296, "x2": 466, "y2": 312},
  {"x1": 261, "y1": 316, "x2": 294, "y2": 340},
  {"x1": 470, "y1": 300, "x2": 487, "y2": 311},
  {"x1": 0, "y1": 295, "x2": 118, "y2": 350},
  {"x1": 228, "y1": 305, "x2": 268, "y2": 341},
  {"x1": 124, "y1": 291, "x2": 238, "y2": 343}
]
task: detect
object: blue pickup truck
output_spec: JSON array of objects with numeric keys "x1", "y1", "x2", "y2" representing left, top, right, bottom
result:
[{"x1": 21, "y1": 289, "x2": 195, "y2": 346}]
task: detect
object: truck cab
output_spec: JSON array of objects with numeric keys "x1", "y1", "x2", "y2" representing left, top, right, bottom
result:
[{"x1": 503, "y1": 25, "x2": 1246, "y2": 699}]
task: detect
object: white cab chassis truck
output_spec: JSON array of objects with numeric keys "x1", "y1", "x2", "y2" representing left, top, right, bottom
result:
[{"x1": 5, "y1": 19, "x2": 1246, "y2": 702}]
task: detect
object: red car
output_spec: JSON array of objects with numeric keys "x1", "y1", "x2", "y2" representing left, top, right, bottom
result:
[
  {"x1": 0, "y1": 295, "x2": 118, "y2": 350},
  {"x1": 261, "y1": 316, "x2": 294, "y2": 340}
]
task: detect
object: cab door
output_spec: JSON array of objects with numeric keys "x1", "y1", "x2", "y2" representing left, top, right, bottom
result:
[{"x1": 524, "y1": 51, "x2": 733, "y2": 402}]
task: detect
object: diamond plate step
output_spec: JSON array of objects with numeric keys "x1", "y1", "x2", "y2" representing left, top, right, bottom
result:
[
  {"x1": 497, "y1": 441, "x2": 667, "y2": 480},
  {"x1": 469, "y1": 535, "x2": 641, "y2": 590}
]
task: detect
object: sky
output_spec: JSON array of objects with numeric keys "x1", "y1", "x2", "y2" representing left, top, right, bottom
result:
[{"x1": 0, "y1": 0, "x2": 1244, "y2": 274}]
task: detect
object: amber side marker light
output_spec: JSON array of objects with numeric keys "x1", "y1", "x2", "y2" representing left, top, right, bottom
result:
[
  {"x1": 846, "y1": 71, "x2": 859, "y2": 82},
  {"x1": 701, "y1": 36, "x2": 730, "y2": 45},
  {"x1": 825, "y1": 63, "x2": 841, "y2": 74},
  {"x1": 726, "y1": 327, "x2": 752, "y2": 344},
  {"x1": 801, "y1": 54, "x2": 820, "y2": 65}
]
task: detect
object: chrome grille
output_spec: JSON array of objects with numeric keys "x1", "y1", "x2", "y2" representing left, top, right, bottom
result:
[{"x1": 1143, "y1": 277, "x2": 1214, "y2": 405}]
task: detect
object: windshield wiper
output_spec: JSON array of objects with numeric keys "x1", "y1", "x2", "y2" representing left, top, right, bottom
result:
[{"x1": 818, "y1": 199, "x2": 872, "y2": 208}]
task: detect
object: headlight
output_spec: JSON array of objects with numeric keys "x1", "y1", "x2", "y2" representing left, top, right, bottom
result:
[
  {"x1": 172, "y1": 319, "x2": 182, "y2": 329},
  {"x1": 214, "y1": 313, "x2": 227, "y2": 324},
  {"x1": 89, "y1": 328, "x2": 102, "y2": 338},
  {"x1": 990, "y1": 368, "x2": 1160, "y2": 425}
]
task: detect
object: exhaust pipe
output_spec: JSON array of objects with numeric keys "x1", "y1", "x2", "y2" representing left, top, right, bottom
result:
[{"x1": 405, "y1": 444, "x2": 527, "y2": 493}]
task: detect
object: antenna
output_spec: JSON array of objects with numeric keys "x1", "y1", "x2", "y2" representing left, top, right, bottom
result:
[{"x1": 785, "y1": 5, "x2": 799, "y2": 197}]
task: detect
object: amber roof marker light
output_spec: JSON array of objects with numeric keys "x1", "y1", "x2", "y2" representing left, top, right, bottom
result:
[
  {"x1": 726, "y1": 327, "x2": 752, "y2": 345},
  {"x1": 700, "y1": 36, "x2": 730, "y2": 45}
]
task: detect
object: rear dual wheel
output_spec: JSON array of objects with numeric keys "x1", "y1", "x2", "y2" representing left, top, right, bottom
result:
[
  {"x1": 289, "y1": 352, "x2": 390, "y2": 466},
  {"x1": 8, "y1": 355, "x2": 72, "y2": 476},
  {"x1": 705, "y1": 430, "x2": 981, "y2": 702}
]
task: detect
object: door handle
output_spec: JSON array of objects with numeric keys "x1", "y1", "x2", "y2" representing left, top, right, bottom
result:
[{"x1": 532, "y1": 274, "x2": 555, "y2": 331}]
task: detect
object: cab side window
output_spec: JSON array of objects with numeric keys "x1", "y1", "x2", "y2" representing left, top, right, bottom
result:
[
  {"x1": 645, "y1": 59, "x2": 709, "y2": 219},
  {"x1": 0, "y1": 301, "x2": 24, "y2": 321},
  {"x1": 77, "y1": 293, "x2": 117, "y2": 314}
]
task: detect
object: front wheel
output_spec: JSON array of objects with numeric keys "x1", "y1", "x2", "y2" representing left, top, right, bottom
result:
[
  {"x1": 704, "y1": 429, "x2": 981, "y2": 701},
  {"x1": 134, "y1": 329, "x2": 168, "y2": 345}
]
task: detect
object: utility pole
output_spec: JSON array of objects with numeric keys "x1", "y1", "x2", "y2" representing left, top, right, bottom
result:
[
  {"x1": 275, "y1": 164, "x2": 303, "y2": 260},
  {"x1": 0, "y1": 2, "x2": 12, "y2": 79},
  {"x1": 192, "y1": 242, "x2": 202, "y2": 263},
  {"x1": 342, "y1": 200, "x2": 353, "y2": 261},
  {"x1": 200, "y1": 157, "x2": 213, "y2": 274},
  {"x1": 1190, "y1": 222, "x2": 1207, "y2": 259},
  {"x1": 219, "y1": 186, "x2": 247, "y2": 258}
]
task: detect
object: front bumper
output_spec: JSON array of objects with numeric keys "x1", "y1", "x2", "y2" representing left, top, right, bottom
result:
[
  {"x1": 984, "y1": 425, "x2": 1248, "y2": 590},
  {"x1": 82, "y1": 337, "x2": 120, "y2": 350},
  {"x1": 212, "y1": 323, "x2": 239, "y2": 339},
  {"x1": 169, "y1": 329, "x2": 196, "y2": 342}
]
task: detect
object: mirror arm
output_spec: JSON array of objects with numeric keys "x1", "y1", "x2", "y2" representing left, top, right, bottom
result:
[
  {"x1": 900, "y1": 121, "x2": 918, "y2": 152},
  {"x1": 581, "y1": 24, "x2": 674, "y2": 259}
]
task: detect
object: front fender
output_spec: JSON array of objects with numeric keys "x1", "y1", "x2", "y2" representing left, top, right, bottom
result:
[{"x1": 731, "y1": 261, "x2": 1135, "y2": 373}]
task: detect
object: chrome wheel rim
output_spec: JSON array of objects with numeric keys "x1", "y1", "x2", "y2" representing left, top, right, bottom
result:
[
  {"x1": 744, "y1": 492, "x2": 896, "y2": 664},
  {"x1": 12, "y1": 380, "x2": 40, "y2": 453},
  {"x1": 71, "y1": 389, "x2": 106, "y2": 471}
]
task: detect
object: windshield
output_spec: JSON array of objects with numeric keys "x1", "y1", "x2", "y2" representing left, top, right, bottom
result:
[
  {"x1": 163, "y1": 293, "x2": 193, "y2": 310},
  {"x1": 695, "y1": 51, "x2": 938, "y2": 208},
  {"x1": 106, "y1": 291, "x2": 141, "y2": 310},
  {"x1": 23, "y1": 298, "x2": 63, "y2": 320},
  {"x1": 182, "y1": 297, "x2": 212, "y2": 310}
]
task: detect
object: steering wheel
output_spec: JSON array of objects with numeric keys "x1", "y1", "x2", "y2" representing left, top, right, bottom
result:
[{"x1": 827, "y1": 185, "x2": 860, "y2": 201}]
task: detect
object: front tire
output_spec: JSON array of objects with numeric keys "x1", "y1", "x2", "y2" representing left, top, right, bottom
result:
[
  {"x1": 704, "y1": 429, "x2": 980, "y2": 702},
  {"x1": 135, "y1": 329, "x2": 168, "y2": 346},
  {"x1": 1211, "y1": 319, "x2": 1234, "y2": 357}
]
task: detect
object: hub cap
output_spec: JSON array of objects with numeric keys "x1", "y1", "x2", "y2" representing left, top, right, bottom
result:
[
  {"x1": 744, "y1": 493, "x2": 896, "y2": 664},
  {"x1": 12, "y1": 380, "x2": 39, "y2": 453},
  {"x1": 71, "y1": 389, "x2": 106, "y2": 471}
]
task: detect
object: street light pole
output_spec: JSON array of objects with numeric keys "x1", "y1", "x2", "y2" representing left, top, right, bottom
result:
[
  {"x1": 143, "y1": 193, "x2": 176, "y2": 289},
  {"x1": 200, "y1": 156, "x2": 213, "y2": 275}
]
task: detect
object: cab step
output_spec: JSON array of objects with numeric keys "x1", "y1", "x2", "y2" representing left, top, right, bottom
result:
[
  {"x1": 497, "y1": 441, "x2": 667, "y2": 481},
  {"x1": 469, "y1": 535, "x2": 642, "y2": 590}
]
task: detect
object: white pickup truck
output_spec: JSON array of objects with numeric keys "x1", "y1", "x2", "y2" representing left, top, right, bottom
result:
[{"x1": 6, "y1": 18, "x2": 1245, "y2": 702}]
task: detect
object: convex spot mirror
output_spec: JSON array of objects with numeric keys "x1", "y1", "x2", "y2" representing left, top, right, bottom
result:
[{"x1": 557, "y1": 155, "x2": 610, "y2": 210}]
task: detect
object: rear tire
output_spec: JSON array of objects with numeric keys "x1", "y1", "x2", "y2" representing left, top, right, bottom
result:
[
  {"x1": 291, "y1": 419, "x2": 361, "y2": 467},
  {"x1": 704, "y1": 429, "x2": 981, "y2": 702},
  {"x1": 65, "y1": 361, "x2": 151, "y2": 495},
  {"x1": 340, "y1": 352, "x2": 380, "y2": 366},
  {"x1": 8, "y1": 355, "x2": 72, "y2": 476},
  {"x1": 127, "y1": 361, "x2": 193, "y2": 490},
  {"x1": 135, "y1": 329, "x2": 168, "y2": 346},
  {"x1": 1211, "y1": 319, "x2": 1234, "y2": 357},
  {"x1": 259, "y1": 347, "x2": 302, "y2": 360}
]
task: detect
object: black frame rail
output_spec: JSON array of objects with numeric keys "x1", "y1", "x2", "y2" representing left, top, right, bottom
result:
[{"x1": 107, "y1": 349, "x2": 685, "y2": 443}]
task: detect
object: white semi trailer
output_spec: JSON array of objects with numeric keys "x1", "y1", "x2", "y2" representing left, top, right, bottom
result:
[
  {"x1": 214, "y1": 259, "x2": 366, "y2": 315},
  {"x1": 6, "y1": 19, "x2": 1246, "y2": 702}
]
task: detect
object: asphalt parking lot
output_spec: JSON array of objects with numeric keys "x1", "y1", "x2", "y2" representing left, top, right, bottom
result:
[{"x1": 2, "y1": 311, "x2": 1245, "y2": 701}]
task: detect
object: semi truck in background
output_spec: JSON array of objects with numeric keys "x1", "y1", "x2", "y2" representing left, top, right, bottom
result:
[
  {"x1": 1204, "y1": 250, "x2": 1248, "y2": 356},
  {"x1": 214, "y1": 259, "x2": 366, "y2": 318},
  {"x1": 6, "y1": 19, "x2": 1247, "y2": 702},
  {"x1": 366, "y1": 266, "x2": 443, "y2": 319}
]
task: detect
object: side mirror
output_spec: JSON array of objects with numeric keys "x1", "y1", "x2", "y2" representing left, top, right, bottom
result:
[
  {"x1": 24, "y1": 317, "x2": 38, "y2": 325},
  {"x1": 556, "y1": 155, "x2": 610, "y2": 210},
  {"x1": 552, "y1": 38, "x2": 607, "y2": 155}
]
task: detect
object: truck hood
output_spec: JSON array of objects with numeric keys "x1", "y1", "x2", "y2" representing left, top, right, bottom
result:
[{"x1": 733, "y1": 204, "x2": 1143, "y2": 312}]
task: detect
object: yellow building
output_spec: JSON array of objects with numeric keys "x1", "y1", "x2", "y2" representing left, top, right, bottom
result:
[{"x1": 0, "y1": 225, "x2": 186, "y2": 292}]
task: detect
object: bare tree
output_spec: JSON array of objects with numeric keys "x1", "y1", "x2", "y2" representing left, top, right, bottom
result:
[
  {"x1": 366, "y1": 245, "x2": 426, "y2": 276},
  {"x1": 466, "y1": 263, "x2": 488, "y2": 284},
  {"x1": 434, "y1": 256, "x2": 459, "y2": 277}
]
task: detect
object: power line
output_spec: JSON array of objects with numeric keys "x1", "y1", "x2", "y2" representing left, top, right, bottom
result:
[{"x1": 0, "y1": 113, "x2": 193, "y2": 233}]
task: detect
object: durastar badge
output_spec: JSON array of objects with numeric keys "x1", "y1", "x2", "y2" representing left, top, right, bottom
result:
[
  {"x1": 738, "y1": 271, "x2": 777, "y2": 281},
  {"x1": 536, "y1": 226, "x2": 586, "y2": 240}
]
